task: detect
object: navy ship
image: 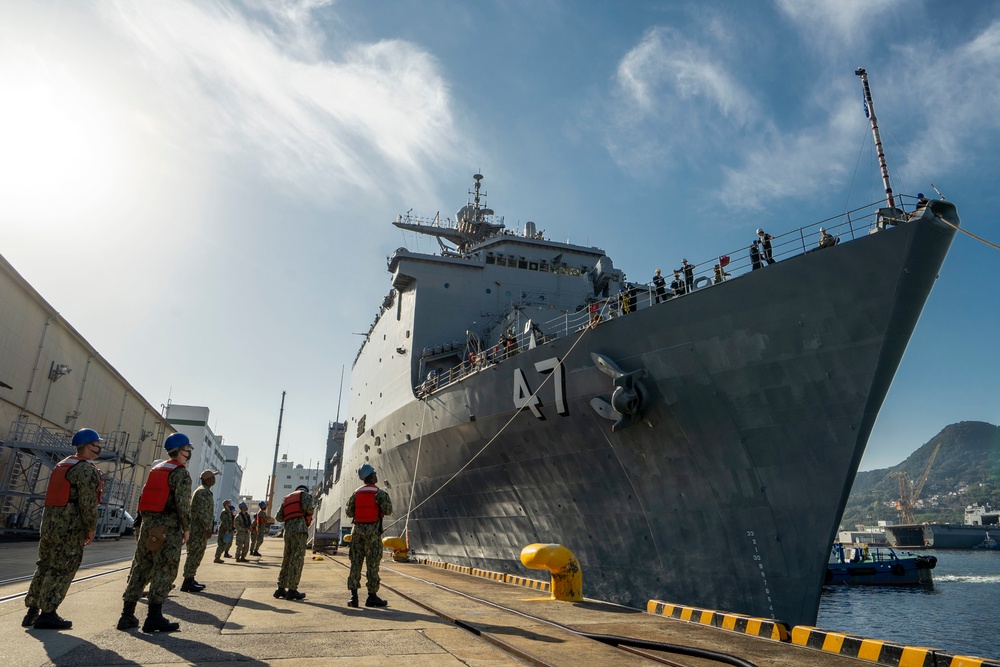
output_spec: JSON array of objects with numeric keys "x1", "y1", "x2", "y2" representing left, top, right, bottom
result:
[{"x1": 313, "y1": 70, "x2": 959, "y2": 626}]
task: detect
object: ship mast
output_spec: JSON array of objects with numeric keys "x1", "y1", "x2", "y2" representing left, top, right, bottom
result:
[{"x1": 855, "y1": 68, "x2": 896, "y2": 209}]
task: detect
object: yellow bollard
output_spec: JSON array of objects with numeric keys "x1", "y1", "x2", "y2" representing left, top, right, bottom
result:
[
  {"x1": 382, "y1": 535, "x2": 410, "y2": 562},
  {"x1": 519, "y1": 543, "x2": 583, "y2": 601}
]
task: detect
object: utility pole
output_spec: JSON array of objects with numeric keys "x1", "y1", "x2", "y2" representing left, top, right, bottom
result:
[{"x1": 266, "y1": 391, "x2": 286, "y2": 515}]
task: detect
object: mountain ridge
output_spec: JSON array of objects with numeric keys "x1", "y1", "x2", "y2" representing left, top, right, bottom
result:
[{"x1": 842, "y1": 421, "x2": 1000, "y2": 527}]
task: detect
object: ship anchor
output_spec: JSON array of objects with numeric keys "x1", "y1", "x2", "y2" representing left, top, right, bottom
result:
[{"x1": 589, "y1": 353, "x2": 648, "y2": 432}]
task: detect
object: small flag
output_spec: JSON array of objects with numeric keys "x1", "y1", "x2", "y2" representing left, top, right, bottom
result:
[{"x1": 719, "y1": 255, "x2": 731, "y2": 268}]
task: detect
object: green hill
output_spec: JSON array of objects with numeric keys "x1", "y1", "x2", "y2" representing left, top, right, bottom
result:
[{"x1": 841, "y1": 421, "x2": 1000, "y2": 528}]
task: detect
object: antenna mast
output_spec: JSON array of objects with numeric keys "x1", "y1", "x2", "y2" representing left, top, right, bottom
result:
[{"x1": 855, "y1": 67, "x2": 896, "y2": 209}]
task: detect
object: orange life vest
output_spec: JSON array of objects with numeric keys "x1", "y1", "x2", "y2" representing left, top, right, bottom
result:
[
  {"x1": 255, "y1": 511, "x2": 267, "y2": 526},
  {"x1": 44, "y1": 456, "x2": 103, "y2": 507},
  {"x1": 137, "y1": 461, "x2": 184, "y2": 513},
  {"x1": 281, "y1": 490, "x2": 312, "y2": 526},
  {"x1": 352, "y1": 484, "x2": 383, "y2": 523}
]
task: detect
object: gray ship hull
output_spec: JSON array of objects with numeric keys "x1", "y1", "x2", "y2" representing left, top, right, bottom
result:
[{"x1": 324, "y1": 205, "x2": 957, "y2": 628}]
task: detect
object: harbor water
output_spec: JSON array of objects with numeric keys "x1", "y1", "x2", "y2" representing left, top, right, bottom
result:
[{"x1": 816, "y1": 549, "x2": 1000, "y2": 659}]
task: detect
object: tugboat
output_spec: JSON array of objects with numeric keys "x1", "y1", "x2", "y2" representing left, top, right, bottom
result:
[{"x1": 826, "y1": 543, "x2": 937, "y2": 585}]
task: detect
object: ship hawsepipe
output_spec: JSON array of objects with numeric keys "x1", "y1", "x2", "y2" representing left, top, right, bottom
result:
[{"x1": 318, "y1": 200, "x2": 957, "y2": 627}]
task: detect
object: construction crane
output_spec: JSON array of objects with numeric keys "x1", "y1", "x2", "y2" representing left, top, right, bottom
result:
[{"x1": 890, "y1": 442, "x2": 942, "y2": 524}]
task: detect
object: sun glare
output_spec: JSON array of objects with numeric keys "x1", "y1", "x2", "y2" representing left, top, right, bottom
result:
[{"x1": 0, "y1": 70, "x2": 122, "y2": 227}]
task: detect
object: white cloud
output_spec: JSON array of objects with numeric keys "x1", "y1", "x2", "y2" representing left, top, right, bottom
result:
[
  {"x1": 605, "y1": 26, "x2": 758, "y2": 175},
  {"x1": 774, "y1": 0, "x2": 903, "y2": 49},
  {"x1": 100, "y1": 0, "x2": 462, "y2": 203}
]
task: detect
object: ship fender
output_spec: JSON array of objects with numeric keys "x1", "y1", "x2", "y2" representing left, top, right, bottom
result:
[
  {"x1": 520, "y1": 543, "x2": 583, "y2": 602},
  {"x1": 891, "y1": 563, "x2": 906, "y2": 576}
]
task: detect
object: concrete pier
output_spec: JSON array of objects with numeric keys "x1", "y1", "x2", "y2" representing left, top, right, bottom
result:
[{"x1": 0, "y1": 538, "x2": 995, "y2": 666}]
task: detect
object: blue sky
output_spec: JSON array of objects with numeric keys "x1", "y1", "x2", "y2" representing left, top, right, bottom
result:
[{"x1": 1, "y1": 1, "x2": 997, "y2": 497}]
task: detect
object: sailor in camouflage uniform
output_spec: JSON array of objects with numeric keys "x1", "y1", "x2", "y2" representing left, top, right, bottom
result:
[
  {"x1": 180, "y1": 469, "x2": 217, "y2": 592},
  {"x1": 214, "y1": 499, "x2": 234, "y2": 562},
  {"x1": 23, "y1": 428, "x2": 104, "y2": 630},
  {"x1": 273, "y1": 484, "x2": 314, "y2": 600},
  {"x1": 250, "y1": 500, "x2": 268, "y2": 556},
  {"x1": 234, "y1": 501, "x2": 252, "y2": 561},
  {"x1": 346, "y1": 464, "x2": 393, "y2": 608},
  {"x1": 117, "y1": 432, "x2": 193, "y2": 633}
]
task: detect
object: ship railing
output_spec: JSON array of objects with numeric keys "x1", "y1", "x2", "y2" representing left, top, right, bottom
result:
[{"x1": 415, "y1": 195, "x2": 924, "y2": 396}]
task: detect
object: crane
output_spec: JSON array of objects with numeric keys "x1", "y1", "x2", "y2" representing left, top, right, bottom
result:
[{"x1": 890, "y1": 442, "x2": 942, "y2": 524}]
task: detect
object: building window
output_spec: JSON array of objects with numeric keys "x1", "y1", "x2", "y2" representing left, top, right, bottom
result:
[{"x1": 283, "y1": 484, "x2": 292, "y2": 489}]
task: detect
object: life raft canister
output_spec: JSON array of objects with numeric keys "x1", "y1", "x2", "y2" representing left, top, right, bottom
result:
[
  {"x1": 137, "y1": 461, "x2": 184, "y2": 513},
  {"x1": 281, "y1": 489, "x2": 312, "y2": 526},
  {"x1": 44, "y1": 456, "x2": 104, "y2": 507},
  {"x1": 352, "y1": 484, "x2": 383, "y2": 524}
]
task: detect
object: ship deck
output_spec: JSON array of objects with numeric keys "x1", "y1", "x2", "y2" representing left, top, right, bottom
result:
[{"x1": 1, "y1": 538, "x2": 994, "y2": 667}]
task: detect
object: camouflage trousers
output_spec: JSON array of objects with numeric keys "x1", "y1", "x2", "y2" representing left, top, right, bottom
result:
[
  {"x1": 347, "y1": 523, "x2": 383, "y2": 594},
  {"x1": 215, "y1": 531, "x2": 232, "y2": 559},
  {"x1": 251, "y1": 530, "x2": 265, "y2": 553},
  {"x1": 182, "y1": 528, "x2": 210, "y2": 578},
  {"x1": 25, "y1": 527, "x2": 85, "y2": 613},
  {"x1": 235, "y1": 530, "x2": 250, "y2": 559},
  {"x1": 277, "y1": 532, "x2": 307, "y2": 590},
  {"x1": 123, "y1": 517, "x2": 183, "y2": 604}
]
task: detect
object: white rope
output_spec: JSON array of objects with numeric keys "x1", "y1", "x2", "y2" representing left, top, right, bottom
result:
[
  {"x1": 935, "y1": 213, "x2": 1000, "y2": 251},
  {"x1": 402, "y1": 399, "x2": 429, "y2": 545}
]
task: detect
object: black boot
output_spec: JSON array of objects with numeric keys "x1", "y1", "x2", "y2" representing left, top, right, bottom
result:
[
  {"x1": 180, "y1": 577, "x2": 203, "y2": 592},
  {"x1": 365, "y1": 593, "x2": 388, "y2": 608},
  {"x1": 117, "y1": 601, "x2": 139, "y2": 631},
  {"x1": 142, "y1": 603, "x2": 179, "y2": 633},
  {"x1": 33, "y1": 610, "x2": 73, "y2": 630},
  {"x1": 285, "y1": 590, "x2": 306, "y2": 600},
  {"x1": 21, "y1": 607, "x2": 39, "y2": 628},
  {"x1": 347, "y1": 590, "x2": 359, "y2": 608},
  {"x1": 273, "y1": 587, "x2": 287, "y2": 599}
]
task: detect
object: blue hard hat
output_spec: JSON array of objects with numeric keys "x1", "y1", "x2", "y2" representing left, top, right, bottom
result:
[
  {"x1": 239, "y1": 502, "x2": 248, "y2": 509},
  {"x1": 258, "y1": 501, "x2": 267, "y2": 507},
  {"x1": 71, "y1": 428, "x2": 102, "y2": 447},
  {"x1": 295, "y1": 484, "x2": 309, "y2": 492},
  {"x1": 917, "y1": 192, "x2": 925, "y2": 198},
  {"x1": 358, "y1": 463, "x2": 376, "y2": 480},
  {"x1": 164, "y1": 432, "x2": 191, "y2": 451}
]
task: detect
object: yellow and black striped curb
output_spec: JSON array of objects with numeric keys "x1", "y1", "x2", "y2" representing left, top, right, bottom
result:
[
  {"x1": 646, "y1": 600, "x2": 790, "y2": 641},
  {"x1": 415, "y1": 557, "x2": 550, "y2": 592},
  {"x1": 791, "y1": 627, "x2": 1000, "y2": 667},
  {"x1": 412, "y1": 560, "x2": 996, "y2": 666}
]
